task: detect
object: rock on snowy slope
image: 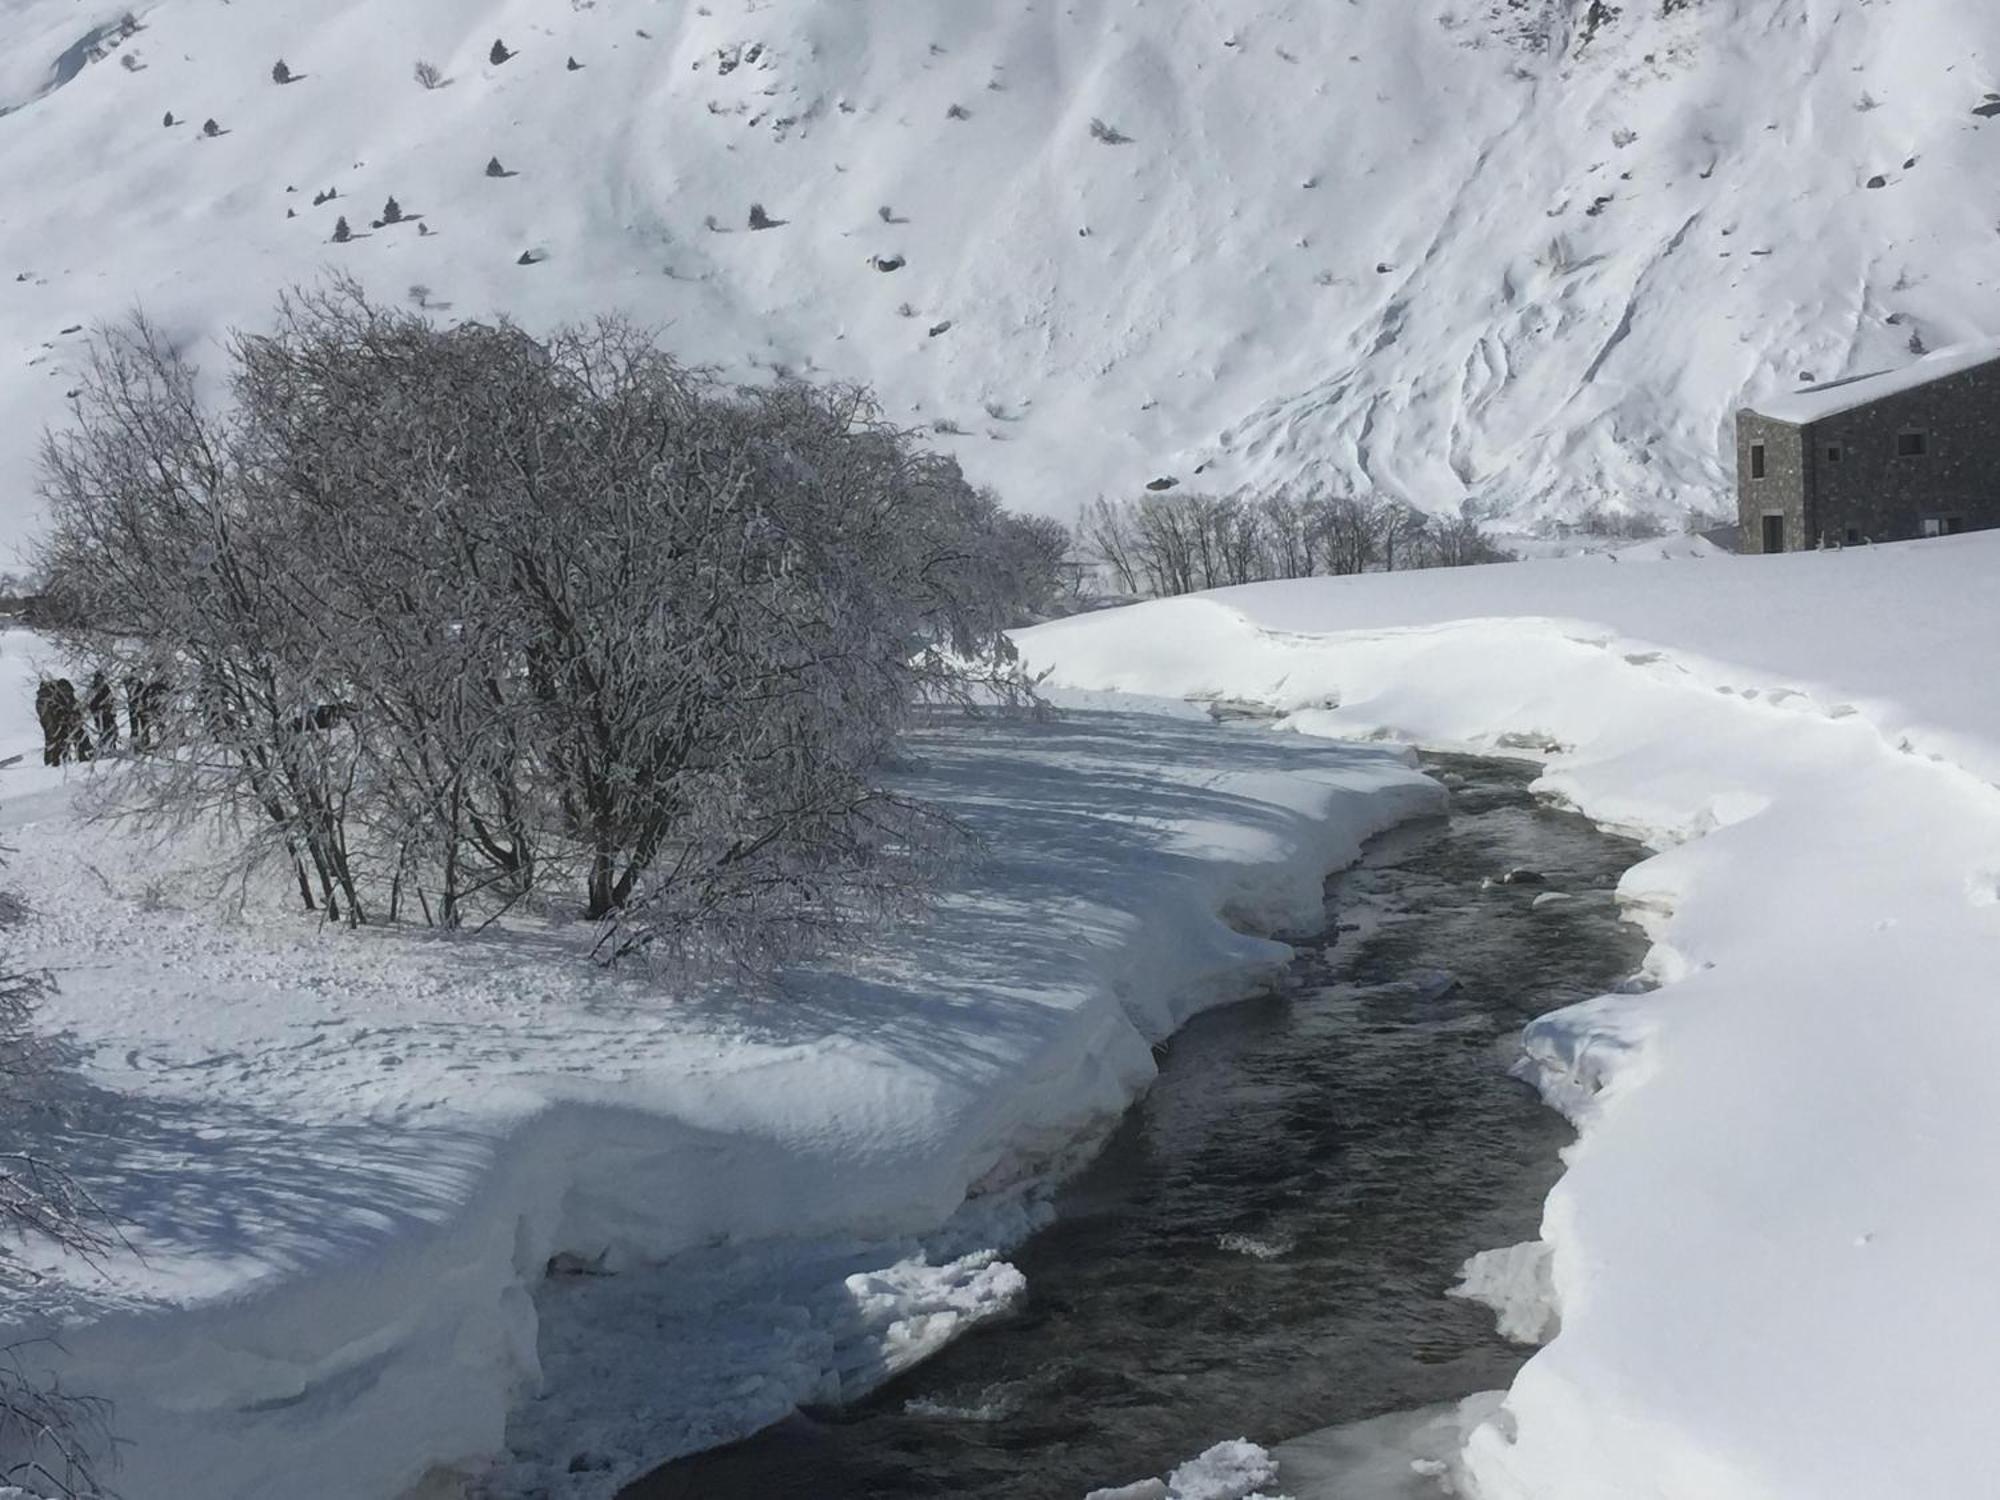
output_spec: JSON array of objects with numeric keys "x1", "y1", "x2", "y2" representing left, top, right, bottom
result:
[
  {"x1": 1015, "y1": 531, "x2": 2000, "y2": 1500},
  {"x1": 4, "y1": 0, "x2": 2000, "y2": 546}
]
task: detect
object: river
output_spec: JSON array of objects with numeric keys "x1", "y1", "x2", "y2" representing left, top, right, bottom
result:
[{"x1": 629, "y1": 753, "x2": 1650, "y2": 1499}]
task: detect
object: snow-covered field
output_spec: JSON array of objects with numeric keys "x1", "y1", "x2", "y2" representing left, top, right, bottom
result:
[
  {"x1": 0, "y1": 625, "x2": 1438, "y2": 1499},
  {"x1": 10, "y1": 517, "x2": 2000, "y2": 1500},
  {"x1": 6, "y1": 0, "x2": 2000, "y2": 549},
  {"x1": 1017, "y1": 531, "x2": 2000, "y2": 1500}
]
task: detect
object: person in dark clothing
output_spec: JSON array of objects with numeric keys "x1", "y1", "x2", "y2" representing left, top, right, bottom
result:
[
  {"x1": 127, "y1": 676, "x2": 169, "y2": 750},
  {"x1": 34, "y1": 679, "x2": 61, "y2": 766},
  {"x1": 87, "y1": 673, "x2": 118, "y2": 754},
  {"x1": 54, "y1": 679, "x2": 89, "y2": 762},
  {"x1": 288, "y1": 701, "x2": 354, "y2": 734}
]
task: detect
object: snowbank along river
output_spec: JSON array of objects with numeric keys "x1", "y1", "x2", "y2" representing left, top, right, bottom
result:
[{"x1": 635, "y1": 754, "x2": 1650, "y2": 1498}]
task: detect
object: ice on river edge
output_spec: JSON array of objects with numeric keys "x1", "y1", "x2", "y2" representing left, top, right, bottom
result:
[
  {"x1": 1084, "y1": 1437, "x2": 1286, "y2": 1500},
  {"x1": 1097, "y1": 1394, "x2": 1509, "y2": 1500}
]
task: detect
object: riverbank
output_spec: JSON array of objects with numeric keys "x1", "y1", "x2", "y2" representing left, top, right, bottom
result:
[
  {"x1": 634, "y1": 754, "x2": 1652, "y2": 1499},
  {"x1": 1015, "y1": 533, "x2": 2000, "y2": 1500},
  {"x1": 0, "y1": 659, "x2": 1438, "y2": 1499}
]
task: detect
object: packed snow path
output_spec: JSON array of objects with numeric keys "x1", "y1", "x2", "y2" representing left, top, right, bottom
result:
[
  {"x1": 1017, "y1": 533, "x2": 2000, "y2": 1500},
  {"x1": 0, "y1": 658, "x2": 1437, "y2": 1500}
]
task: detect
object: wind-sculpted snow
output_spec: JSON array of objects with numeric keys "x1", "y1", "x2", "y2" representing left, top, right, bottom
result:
[
  {"x1": 1016, "y1": 532, "x2": 2000, "y2": 1500},
  {"x1": 0, "y1": 623, "x2": 1438, "y2": 1498},
  {"x1": 4, "y1": 0, "x2": 2000, "y2": 544}
]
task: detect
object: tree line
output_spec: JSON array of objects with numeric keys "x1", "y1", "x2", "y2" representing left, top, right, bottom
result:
[
  {"x1": 1073, "y1": 489, "x2": 1512, "y2": 598},
  {"x1": 36, "y1": 283, "x2": 1065, "y2": 961}
]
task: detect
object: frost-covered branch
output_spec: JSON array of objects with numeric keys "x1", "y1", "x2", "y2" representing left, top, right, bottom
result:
[{"x1": 36, "y1": 282, "x2": 1060, "y2": 965}]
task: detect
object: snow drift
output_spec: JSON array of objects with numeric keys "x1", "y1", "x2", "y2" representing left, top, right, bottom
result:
[{"x1": 5, "y1": 0, "x2": 2000, "y2": 548}]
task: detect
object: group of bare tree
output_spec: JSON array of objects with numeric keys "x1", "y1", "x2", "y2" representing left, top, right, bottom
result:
[
  {"x1": 36, "y1": 284, "x2": 1064, "y2": 962},
  {"x1": 1074, "y1": 489, "x2": 1512, "y2": 599}
]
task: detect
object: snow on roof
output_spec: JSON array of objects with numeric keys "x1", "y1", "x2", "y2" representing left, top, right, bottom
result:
[{"x1": 1748, "y1": 335, "x2": 2000, "y2": 425}]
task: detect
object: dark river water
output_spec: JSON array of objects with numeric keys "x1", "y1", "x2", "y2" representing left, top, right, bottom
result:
[{"x1": 628, "y1": 753, "x2": 1650, "y2": 1499}]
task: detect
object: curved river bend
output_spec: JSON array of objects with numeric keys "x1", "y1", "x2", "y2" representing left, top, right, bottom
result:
[{"x1": 632, "y1": 753, "x2": 1650, "y2": 1499}]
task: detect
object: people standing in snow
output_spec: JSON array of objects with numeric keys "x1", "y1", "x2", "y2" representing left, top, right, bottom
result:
[
  {"x1": 88, "y1": 673, "x2": 118, "y2": 754},
  {"x1": 126, "y1": 675, "x2": 168, "y2": 751},
  {"x1": 34, "y1": 679, "x2": 62, "y2": 765},
  {"x1": 34, "y1": 677, "x2": 88, "y2": 765}
]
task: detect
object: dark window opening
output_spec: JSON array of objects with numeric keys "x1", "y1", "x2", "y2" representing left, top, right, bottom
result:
[
  {"x1": 1921, "y1": 516, "x2": 1965, "y2": 538},
  {"x1": 1750, "y1": 442, "x2": 1767, "y2": 479},
  {"x1": 1761, "y1": 514, "x2": 1785, "y2": 554},
  {"x1": 1826, "y1": 444, "x2": 1844, "y2": 462},
  {"x1": 1898, "y1": 430, "x2": 1930, "y2": 457},
  {"x1": 1844, "y1": 527, "x2": 1861, "y2": 544}
]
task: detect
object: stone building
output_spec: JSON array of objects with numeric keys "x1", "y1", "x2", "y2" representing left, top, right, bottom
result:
[{"x1": 1735, "y1": 337, "x2": 2000, "y2": 553}]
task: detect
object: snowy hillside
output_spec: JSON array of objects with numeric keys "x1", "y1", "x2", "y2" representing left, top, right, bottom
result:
[{"x1": 4, "y1": 0, "x2": 2000, "y2": 550}]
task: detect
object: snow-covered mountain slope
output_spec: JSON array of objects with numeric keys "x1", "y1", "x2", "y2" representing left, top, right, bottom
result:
[{"x1": 3, "y1": 0, "x2": 2000, "y2": 550}]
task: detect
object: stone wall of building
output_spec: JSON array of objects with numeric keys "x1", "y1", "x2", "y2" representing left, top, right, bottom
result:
[
  {"x1": 1735, "y1": 413, "x2": 1807, "y2": 553},
  {"x1": 1802, "y1": 361, "x2": 2000, "y2": 546}
]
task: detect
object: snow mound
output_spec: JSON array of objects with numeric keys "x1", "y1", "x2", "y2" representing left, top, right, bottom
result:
[
  {"x1": 1449, "y1": 1242, "x2": 1558, "y2": 1347},
  {"x1": 1085, "y1": 1437, "x2": 1288, "y2": 1500}
]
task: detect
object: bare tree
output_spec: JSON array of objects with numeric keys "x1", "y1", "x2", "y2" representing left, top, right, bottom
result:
[
  {"x1": 1074, "y1": 498, "x2": 1141, "y2": 596},
  {"x1": 1425, "y1": 511, "x2": 1515, "y2": 567},
  {"x1": 1318, "y1": 493, "x2": 1383, "y2": 576},
  {"x1": 1256, "y1": 490, "x2": 1319, "y2": 579},
  {"x1": 1064, "y1": 488, "x2": 1508, "y2": 597},
  {"x1": 1130, "y1": 492, "x2": 1198, "y2": 596},
  {"x1": 37, "y1": 287, "x2": 1054, "y2": 964},
  {"x1": 1377, "y1": 500, "x2": 1430, "y2": 572}
]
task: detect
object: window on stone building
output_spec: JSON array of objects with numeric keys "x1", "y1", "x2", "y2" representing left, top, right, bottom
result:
[
  {"x1": 1844, "y1": 527, "x2": 1860, "y2": 544},
  {"x1": 1826, "y1": 444, "x2": 1843, "y2": 462},
  {"x1": 1920, "y1": 516, "x2": 1964, "y2": 538},
  {"x1": 1750, "y1": 442, "x2": 1766, "y2": 479},
  {"x1": 1898, "y1": 430, "x2": 1930, "y2": 457}
]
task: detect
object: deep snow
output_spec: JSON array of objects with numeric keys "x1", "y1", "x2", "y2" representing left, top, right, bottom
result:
[
  {"x1": 1016, "y1": 531, "x2": 2000, "y2": 1500},
  {"x1": 6, "y1": 0, "x2": 2000, "y2": 548},
  {"x1": 1748, "y1": 335, "x2": 2000, "y2": 426},
  {"x1": 0, "y1": 626, "x2": 1438, "y2": 1499}
]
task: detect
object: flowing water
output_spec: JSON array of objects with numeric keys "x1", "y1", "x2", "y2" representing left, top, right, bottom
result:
[{"x1": 628, "y1": 754, "x2": 1650, "y2": 1499}]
